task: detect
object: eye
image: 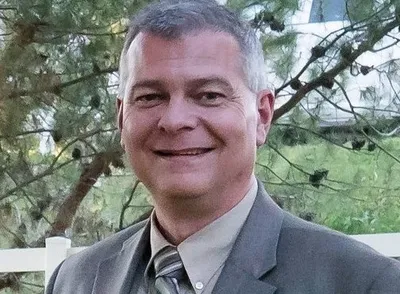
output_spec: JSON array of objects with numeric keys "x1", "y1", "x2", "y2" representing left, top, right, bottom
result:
[
  {"x1": 131, "y1": 94, "x2": 165, "y2": 107},
  {"x1": 198, "y1": 92, "x2": 225, "y2": 104},
  {"x1": 136, "y1": 94, "x2": 163, "y2": 102}
]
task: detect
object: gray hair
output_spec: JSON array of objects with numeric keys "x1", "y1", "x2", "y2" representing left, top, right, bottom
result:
[{"x1": 118, "y1": 0, "x2": 268, "y2": 99}]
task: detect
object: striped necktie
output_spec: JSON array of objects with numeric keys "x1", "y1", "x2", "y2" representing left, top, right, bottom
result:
[{"x1": 153, "y1": 246, "x2": 186, "y2": 294}]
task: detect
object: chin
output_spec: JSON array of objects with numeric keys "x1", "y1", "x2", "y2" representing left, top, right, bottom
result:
[{"x1": 152, "y1": 176, "x2": 211, "y2": 199}]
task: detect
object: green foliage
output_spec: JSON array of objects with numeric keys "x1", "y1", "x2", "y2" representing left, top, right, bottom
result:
[
  {"x1": 346, "y1": 0, "x2": 375, "y2": 23},
  {"x1": 261, "y1": 31, "x2": 298, "y2": 80},
  {"x1": 257, "y1": 136, "x2": 400, "y2": 234}
]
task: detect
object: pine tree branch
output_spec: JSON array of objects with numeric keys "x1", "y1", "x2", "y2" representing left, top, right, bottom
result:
[
  {"x1": 4, "y1": 171, "x2": 52, "y2": 226},
  {"x1": 7, "y1": 67, "x2": 118, "y2": 99},
  {"x1": 0, "y1": 6, "x2": 17, "y2": 10},
  {"x1": 0, "y1": 159, "x2": 75, "y2": 202},
  {"x1": 0, "y1": 128, "x2": 53, "y2": 139},
  {"x1": 265, "y1": 143, "x2": 362, "y2": 193},
  {"x1": 0, "y1": 224, "x2": 29, "y2": 248},
  {"x1": 274, "y1": 122, "x2": 354, "y2": 151},
  {"x1": 330, "y1": 80, "x2": 400, "y2": 137},
  {"x1": 256, "y1": 161, "x2": 296, "y2": 186},
  {"x1": 0, "y1": 128, "x2": 117, "y2": 201},
  {"x1": 381, "y1": 69, "x2": 400, "y2": 104},
  {"x1": 0, "y1": 272, "x2": 20, "y2": 292},
  {"x1": 119, "y1": 180, "x2": 141, "y2": 230},
  {"x1": 370, "y1": 39, "x2": 399, "y2": 53},
  {"x1": 274, "y1": 14, "x2": 375, "y2": 95},
  {"x1": 18, "y1": 280, "x2": 44, "y2": 289},
  {"x1": 47, "y1": 151, "x2": 117, "y2": 236},
  {"x1": 120, "y1": 209, "x2": 153, "y2": 231},
  {"x1": 0, "y1": 127, "x2": 115, "y2": 140},
  {"x1": 62, "y1": 30, "x2": 127, "y2": 37},
  {"x1": 273, "y1": 19, "x2": 400, "y2": 122},
  {"x1": 352, "y1": 106, "x2": 400, "y2": 116},
  {"x1": 264, "y1": 180, "x2": 367, "y2": 201},
  {"x1": 274, "y1": 27, "x2": 347, "y2": 95},
  {"x1": 361, "y1": 130, "x2": 400, "y2": 165},
  {"x1": 267, "y1": 142, "x2": 311, "y2": 176}
]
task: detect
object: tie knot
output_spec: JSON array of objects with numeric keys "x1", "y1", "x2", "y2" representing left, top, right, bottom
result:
[{"x1": 154, "y1": 246, "x2": 185, "y2": 280}]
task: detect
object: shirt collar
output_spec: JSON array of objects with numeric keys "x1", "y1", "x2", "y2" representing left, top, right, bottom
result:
[{"x1": 145, "y1": 176, "x2": 258, "y2": 290}]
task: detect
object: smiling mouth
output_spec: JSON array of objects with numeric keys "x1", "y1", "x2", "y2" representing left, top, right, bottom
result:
[{"x1": 154, "y1": 148, "x2": 214, "y2": 157}]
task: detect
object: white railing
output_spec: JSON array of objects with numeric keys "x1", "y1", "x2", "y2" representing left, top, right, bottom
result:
[
  {"x1": 0, "y1": 237, "x2": 86, "y2": 291},
  {"x1": 0, "y1": 233, "x2": 400, "y2": 291}
]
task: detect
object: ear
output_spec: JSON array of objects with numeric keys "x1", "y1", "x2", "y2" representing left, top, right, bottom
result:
[
  {"x1": 256, "y1": 89, "x2": 275, "y2": 147},
  {"x1": 116, "y1": 98, "x2": 124, "y2": 130},
  {"x1": 116, "y1": 98, "x2": 125, "y2": 148}
]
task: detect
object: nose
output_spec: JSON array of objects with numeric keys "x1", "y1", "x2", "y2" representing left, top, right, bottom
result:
[{"x1": 157, "y1": 97, "x2": 197, "y2": 133}]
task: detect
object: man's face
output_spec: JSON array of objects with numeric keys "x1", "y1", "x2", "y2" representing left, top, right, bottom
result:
[{"x1": 118, "y1": 31, "x2": 274, "y2": 205}]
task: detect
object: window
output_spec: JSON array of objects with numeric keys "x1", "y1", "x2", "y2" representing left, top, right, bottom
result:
[
  {"x1": 309, "y1": 0, "x2": 375, "y2": 23},
  {"x1": 309, "y1": 0, "x2": 348, "y2": 23}
]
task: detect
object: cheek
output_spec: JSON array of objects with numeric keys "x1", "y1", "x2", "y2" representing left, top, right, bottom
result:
[
  {"x1": 233, "y1": 104, "x2": 258, "y2": 144},
  {"x1": 244, "y1": 101, "x2": 259, "y2": 139},
  {"x1": 208, "y1": 110, "x2": 257, "y2": 149},
  {"x1": 121, "y1": 110, "x2": 150, "y2": 149},
  {"x1": 248, "y1": 117, "x2": 258, "y2": 142}
]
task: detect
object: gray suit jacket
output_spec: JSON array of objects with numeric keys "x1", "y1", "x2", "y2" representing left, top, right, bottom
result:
[{"x1": 47, "y1": 183, "x2": 400, "y2": 293}]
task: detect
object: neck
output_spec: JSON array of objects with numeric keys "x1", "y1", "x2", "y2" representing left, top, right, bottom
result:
[{"x1": 153, "y1": 176, "x2": 255, "y2": 245}]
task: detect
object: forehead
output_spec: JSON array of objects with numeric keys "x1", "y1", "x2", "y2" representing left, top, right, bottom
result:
[{"x1": 125, "y1": 31, "x2": 244, "y2": 83}]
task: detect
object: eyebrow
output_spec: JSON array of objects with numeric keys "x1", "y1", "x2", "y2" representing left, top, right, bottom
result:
[
  {"x1": 128, "y1": 76, "x2": 235, "y2": 95},
  {"x1": 186, "y1": 76, "x2": 235, "y2": 93},
  {"x1": 128, "y1": 80, "x2": 164, "y2": 94}
]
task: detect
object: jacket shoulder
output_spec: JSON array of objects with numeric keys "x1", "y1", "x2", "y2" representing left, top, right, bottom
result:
[
  {"x1": 280, "y1": 211, "x2": 392, "y2": 264},
  {"x1": 272, "y1": 212, "x2": 400, "y2": 292},
  {"x1": 46, "y1": 220, "x2": 148, "y2": 293},
  {"x1": 65, "y1": 219, "x2": 148, "y2": 267}
]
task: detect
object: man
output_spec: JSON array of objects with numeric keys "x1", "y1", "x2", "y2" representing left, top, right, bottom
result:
[{"x1": 46, "y1": 0, "x2": 400, "y2": 293}]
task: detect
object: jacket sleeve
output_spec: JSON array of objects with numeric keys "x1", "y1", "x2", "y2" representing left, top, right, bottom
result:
[
  {"x1": 45, "y1": 261, "x2": 65, "y2": 294},
  {"x1": 368, "y1": 259, "x2": 400, "y2": 293}
]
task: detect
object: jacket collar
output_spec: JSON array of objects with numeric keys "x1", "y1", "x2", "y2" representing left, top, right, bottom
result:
[
  {"x1": 92, "y1": 220, "x2": 151, "y2": 294},
  {"x1": 212, "y1": 180, "x2": 284, "y2": 294}
]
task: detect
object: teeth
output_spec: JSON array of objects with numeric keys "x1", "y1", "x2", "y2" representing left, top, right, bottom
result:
[
  {"x1": 174, "y1": 151, "x2": 200, "y2": 155},
  {"x1": 172, "y1": 150, "x2": 203, "y2": 155},
  {"x1": 157, "y1": 149, "x2": 209, "y2": 156}
]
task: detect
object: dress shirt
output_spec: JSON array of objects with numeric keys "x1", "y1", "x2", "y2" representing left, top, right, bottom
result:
[{"x1": 142, "y1": 176, "x2": 258, "y2": 294}]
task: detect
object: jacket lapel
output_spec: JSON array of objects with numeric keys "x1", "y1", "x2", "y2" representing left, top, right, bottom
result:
[
  {"x1": 92, "y1": 221, "x2": 151, "y2": 294},
  {"x1": 212, "y1": 181, "x2": 284, "y2": 294}
]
